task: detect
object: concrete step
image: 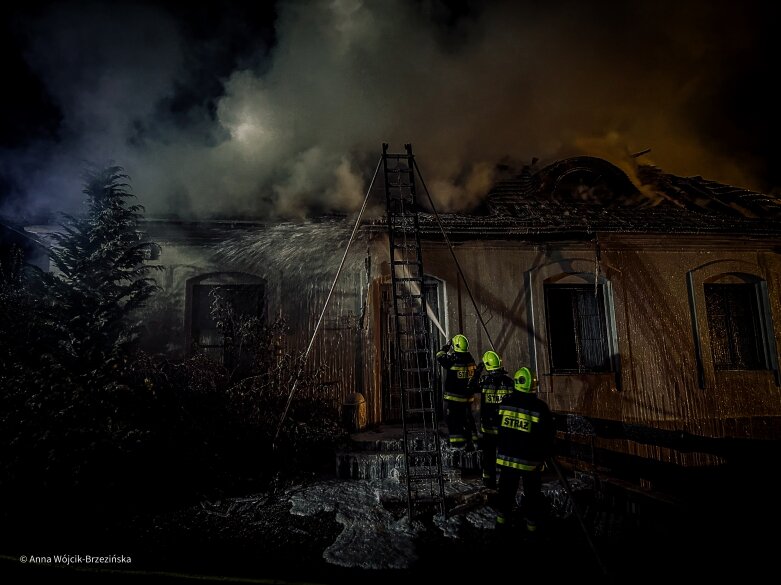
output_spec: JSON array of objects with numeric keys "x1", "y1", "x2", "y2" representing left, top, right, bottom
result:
[{"x1": 336, "y1": 424, "x2": 484, "y2": 480}]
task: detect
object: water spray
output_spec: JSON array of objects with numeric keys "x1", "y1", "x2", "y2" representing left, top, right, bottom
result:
[
  {"x1": 273, "y1": 157, "x2": 382, "y2": 449},
  {"x1": 390, "y1": 242, "x2": 448, "y2": 341}
]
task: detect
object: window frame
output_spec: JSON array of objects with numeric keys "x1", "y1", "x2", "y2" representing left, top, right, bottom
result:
[
  {"x1": 526, "y1": 260, "x2": 623, "y2": 395},
  {"x1": 544, "y1": 283, "x2": 614, "y2": 374},
  {"x1": 704, "y1": 281, "x2": 769, "y2": 371},
  {"x1": 687, "y1": 263, "x2": 780, "y2": 388},
  {"x1": 191, "y1": 282, "x2": 266, "y2": 352},
  {"x1": 184, "y1": 272, "x2": 267, "y2": 360}
]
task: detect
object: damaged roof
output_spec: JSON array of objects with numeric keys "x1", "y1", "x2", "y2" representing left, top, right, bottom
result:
[{"x1": 413, "y1": 156, "x2": 781, "y2": 239}]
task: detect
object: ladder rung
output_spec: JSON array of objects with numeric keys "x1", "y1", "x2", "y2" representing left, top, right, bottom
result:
[
  {"x1": 405, "y1": 447, "x2": 439, "y2": 453},
  {"x1": 404, "y1": 440, "x2": 439, "y2": 448},
  {"x1": 395, "y1": 302, "x2": 423, "y2": 315},
  {"x1": 408, "y1": 499, "x2": 446, "y2": 507},
  {"x1": 408, "y1": 450, "x2": 439, "y2": 456},
  {"x1": 407, "y1": 473, "x2": 444, "y2": 481},
  {"x1": 394, "y1": 271, "x2": 420, "y2": 282},
  {"x1": 385, "y1": 147, "x2": 446, "y2": 515},
  {"x1": 407, "y1": 431, "x2": 432, "y2": 444},
  {"x1": 391, "y1": 260, "x2": 419, "y2": 268},
  {"x1": 407, "y1": 497, "x2": 446, "y2": 506}
]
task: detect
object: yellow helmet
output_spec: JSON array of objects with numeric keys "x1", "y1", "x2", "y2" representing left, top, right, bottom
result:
[
  {"x1": 482, "y1": 350, "x2": 501, "y2": 371},
  {"x1": 452, "y1": 334, "x2": 469, "y2": 353},
  {"x1": 514, "y1": 367, "x2": 538, "y2": 392}
]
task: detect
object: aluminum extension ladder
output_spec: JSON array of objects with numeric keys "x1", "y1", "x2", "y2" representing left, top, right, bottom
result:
[{"x1": 382, "y1": 143, "x2": 447, "y2": 520}]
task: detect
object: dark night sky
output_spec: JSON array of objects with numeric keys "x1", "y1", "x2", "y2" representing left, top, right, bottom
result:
[{"x1": 1, "y1": 0, "x2": 779, "y2": 220}]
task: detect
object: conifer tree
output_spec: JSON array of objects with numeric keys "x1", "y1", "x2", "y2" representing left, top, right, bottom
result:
[{"x1": 47, "y1": 164, "x2": 162, "y2": 381}]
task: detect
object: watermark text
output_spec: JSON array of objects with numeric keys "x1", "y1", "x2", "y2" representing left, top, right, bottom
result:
[{"x1": 19, "y1": 554, "x2": 132, "y2": 565}]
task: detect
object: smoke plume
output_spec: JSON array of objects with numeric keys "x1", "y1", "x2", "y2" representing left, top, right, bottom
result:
[{"x1": 1, "y1": 0, "x2": 777, "y2": 219}]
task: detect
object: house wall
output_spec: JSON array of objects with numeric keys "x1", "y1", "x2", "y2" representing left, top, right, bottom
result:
[
  {"x1": 137, "y1": 223, "x2": 781, "y2": 461},
  {"x1": 416, "y1": 233, "x2": 781, "y2": 464},
  {"x1": 138, "y1": 224, "x2": 379, "y2": 419}
]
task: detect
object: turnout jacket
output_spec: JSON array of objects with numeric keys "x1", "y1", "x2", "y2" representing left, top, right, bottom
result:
[
  {"x1": 496, "y1": 390, "x2": 555, "y2": 471},
  {"x1": 468, "y1": 368, "x2": 514, "y2": 434},
  {"x1": 436, "y1": 350, "x2": 477, "y2": 402}
]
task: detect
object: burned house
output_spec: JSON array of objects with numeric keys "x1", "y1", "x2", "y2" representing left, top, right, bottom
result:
[
  {"x1": 409, "y1": 157, "x2": 781, "y2": 483},
  {"x1": 8, "y1": 155, "x2": 781, "y2": 484}
]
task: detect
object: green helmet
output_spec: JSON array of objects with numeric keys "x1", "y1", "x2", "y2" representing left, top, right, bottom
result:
[
  {"x1": 514, "y1": 367, "x2": 537, "y2": 392},
  {"x1": 482, "y1": 350, "x2": 501, "y2": 371},
  {"x1": 452, "y1": 334, "x2": 469, "y2": 353}
]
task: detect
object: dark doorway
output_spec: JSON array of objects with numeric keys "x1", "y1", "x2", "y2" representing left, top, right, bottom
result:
[{"x1": 380, "y1": 277, "x2": 446, "y2": 422}]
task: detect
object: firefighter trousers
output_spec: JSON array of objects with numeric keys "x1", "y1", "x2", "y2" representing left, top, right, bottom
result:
[
  {"x1": 445, "y1": 399, "x2": 474, "y2": 448},
  {"x1": 496, "y1": 465, "x2": 544, "y2": 528},
  {"x1": 479, "y1": 433, "x2": 498, "y2": 487}
]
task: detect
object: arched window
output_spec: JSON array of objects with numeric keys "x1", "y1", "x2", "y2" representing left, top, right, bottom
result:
[
  {"x1": 527, "y1": 259, "x2": 623, "y2": 393},
  {"x1": 704, "y1": 274, "x2": 772, "y2": 371},
  {"x1": 185, "y1": 272, "x2": 266, "y2": 366},
  {"x1": 687, "y1": 260, "x2": 779, "y2": 387}
]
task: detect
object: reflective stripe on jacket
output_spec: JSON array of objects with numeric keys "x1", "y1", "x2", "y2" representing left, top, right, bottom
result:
[
  {"x1": 437, "y1": 350, "x2": 476, "y2": 401},
  {"x1": 495, "y1": 390, "x2": 555, "y2": 471},
  {"x1": 468, "y1": 368, "x2": 513, "y2": 434}
]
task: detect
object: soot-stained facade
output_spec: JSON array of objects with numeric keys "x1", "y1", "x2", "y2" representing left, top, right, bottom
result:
[
  {"x1": 6, "y1": 156, "x2": 781, "y2": 478},
  {"x1": 411, "y1": 157, "x2": 781, "y2": 478}
]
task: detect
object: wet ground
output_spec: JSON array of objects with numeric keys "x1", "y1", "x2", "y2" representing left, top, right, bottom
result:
[
  {"x1": 3, "y1": 434, "x2": 779, "y2": 584},
  {"x1": 2, "y1": 473, "x2": 605, "y2": 584}
]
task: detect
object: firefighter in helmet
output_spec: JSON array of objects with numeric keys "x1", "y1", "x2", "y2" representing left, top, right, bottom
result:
[
  {"x1": 468, "y1": 349, "x2": 514, "y2": 489},
  {"x1": 495, "y1": 366, "x2": 556, "y2": 534},
  {"x1": 436, "y1": 333, "x2": 477, "y2": 450}
]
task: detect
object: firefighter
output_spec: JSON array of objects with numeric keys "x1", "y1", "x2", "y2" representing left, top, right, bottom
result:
[
  {"x1": 495, "y1": 366, "x2": 555, "y2": 535},
  {"x1": 468, "y1": 350, "x2": 514, "y2": 489},
  {"x1": 436, "y1": 333, "x2": 477, "y2": 450}
]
